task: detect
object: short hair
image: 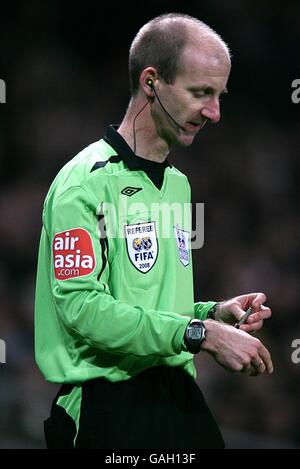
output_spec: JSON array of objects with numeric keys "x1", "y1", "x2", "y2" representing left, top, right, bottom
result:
[{"x1": 129, "y1": 13, "x2": 229, "y2": 96}]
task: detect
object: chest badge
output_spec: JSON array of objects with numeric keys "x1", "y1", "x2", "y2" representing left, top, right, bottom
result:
[
  {"x1": 125, "y1": 221, "x2": 158, "y2": 273},
  {"x1": 174, "y1": 225, "x2": 190, "y2": 267}
]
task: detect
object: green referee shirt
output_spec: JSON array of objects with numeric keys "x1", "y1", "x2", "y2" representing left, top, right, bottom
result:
[{"x1": 35, "y1": 125, "x2": 216, "y2": 384}]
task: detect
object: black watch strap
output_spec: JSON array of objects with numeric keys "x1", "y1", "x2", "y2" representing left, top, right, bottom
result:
[
  {"x1": 184, "y1": 319, "x2": 206, "y2": 354},
  {"x1": 207, "y1": 303, "x2": 218, "y2": 320}
]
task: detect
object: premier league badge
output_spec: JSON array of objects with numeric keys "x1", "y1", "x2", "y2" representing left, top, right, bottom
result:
[
  {"x1": 125, "y1": 221, "x2": 158, "y2": 273},
  {"x1": 174, "y1": 225, "x2": 190, "y2": 267}
]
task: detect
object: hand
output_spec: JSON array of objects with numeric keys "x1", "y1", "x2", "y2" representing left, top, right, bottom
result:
[
  {"x1": 214, "y1": 292, "x2": 272, "y2": 333},
  {"x1": 201, "y1": 320, "x2": 274, "y2": 376}
]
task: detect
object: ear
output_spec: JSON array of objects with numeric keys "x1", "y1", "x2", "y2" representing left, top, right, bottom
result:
[{"x1": 139, "y1": 67, "x2": 157, "y2": 98}]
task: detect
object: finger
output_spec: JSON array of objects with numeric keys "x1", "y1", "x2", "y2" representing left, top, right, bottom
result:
[
  {"x1": 239, "y1": 320, "x2": 263, "y2": 333},
  {"x1": 251, "y1": 292, "x2": 267, "y2": 310},
  {"x1": 241, "y1": 364, "x2": 251, "y2": 374},
  {"x1": 239, "y1": 305, "x2": 271, "y2": 332},
  {"x1": 247, "y1": 306, "x2": 272, "y2": 323},
  {"x1": 248, "y1": 366, "x2": 264, "y2": 377},
  {"x1": 247, "y1": 357, "x2": 266, "y2": 376},
  {"x1": 258, "y1": 345, "x2": 274, "y2": 374},
  {"x1": 251, "y1": 357, "x2": 265, "y2": 370},
  {"x1": 230, "y1": 303, "x2": 247, "y2": 322}
]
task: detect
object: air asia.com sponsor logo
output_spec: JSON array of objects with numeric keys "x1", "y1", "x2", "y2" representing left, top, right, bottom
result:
[{"x1": 53, "y1": 228, "x2": 96, "y2": 280}]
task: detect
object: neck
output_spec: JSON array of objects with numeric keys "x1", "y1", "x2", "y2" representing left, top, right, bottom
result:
[{"x1": 118, "y1": 97, "x2": 171, "y2": 163}]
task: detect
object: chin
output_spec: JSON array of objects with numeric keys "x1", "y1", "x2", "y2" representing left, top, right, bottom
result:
[{"x1": 177, "y1": 133, "x2": 196, "y2": 147}]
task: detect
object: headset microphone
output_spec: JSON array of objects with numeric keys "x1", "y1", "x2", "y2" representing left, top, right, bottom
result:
[{"x1": 146, "y1": 79, "x2": 186, "y2": 131}]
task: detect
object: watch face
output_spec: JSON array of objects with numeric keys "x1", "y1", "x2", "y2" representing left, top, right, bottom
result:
[
  {"x1": 185, "y1": 320, "x2": 206, "y2": 354},
  {"x1": 189, "y1": 327, "x2": 202, "y2": 340}
]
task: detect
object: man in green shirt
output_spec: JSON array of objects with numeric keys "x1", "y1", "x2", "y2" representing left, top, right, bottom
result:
[{"x1": 35, "y1": 13, "x2": 273, "y2": 449}]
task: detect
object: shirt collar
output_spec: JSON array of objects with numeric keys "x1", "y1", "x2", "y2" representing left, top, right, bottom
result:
[{"x1": 104, "y1": 125, "x2": 171, "y2": 172}]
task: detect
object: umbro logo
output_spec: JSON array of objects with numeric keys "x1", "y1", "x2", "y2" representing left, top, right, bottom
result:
[{"x1": 121, "y1": 187, "x2": 143, "y2": 197}]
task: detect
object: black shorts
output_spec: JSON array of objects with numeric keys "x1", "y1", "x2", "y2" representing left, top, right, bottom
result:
[{"x1": 44, "y1": 366, "x2": 224, "y2": 449}]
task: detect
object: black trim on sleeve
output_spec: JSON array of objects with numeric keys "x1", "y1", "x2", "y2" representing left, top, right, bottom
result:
[
  {"x1": 97, "y1": 213, "x2": 108, "y2": 282},
  {"x1": 91, "y1": 155, "x2": 122, "y2": 172},
  {"x1": 91, "y1": 161, "x2": 108, "y2": 172}
]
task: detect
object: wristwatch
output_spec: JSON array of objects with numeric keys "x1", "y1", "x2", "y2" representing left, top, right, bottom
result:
[{"x1": 184, "y1": 319, "x2": 206, "y2": 354}]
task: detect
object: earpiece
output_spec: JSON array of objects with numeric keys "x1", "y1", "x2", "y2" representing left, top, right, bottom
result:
[
  {"x1": 146, "y1": 79, "x2": 153, "y2": 88},
  {"x1": 144, "y1": 77, "x2": 186, "y2": 132}
]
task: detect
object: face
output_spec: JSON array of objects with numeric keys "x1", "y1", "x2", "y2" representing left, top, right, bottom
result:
[{"x1": 152, "y1": 40, "x2": 231, "y2": 147}]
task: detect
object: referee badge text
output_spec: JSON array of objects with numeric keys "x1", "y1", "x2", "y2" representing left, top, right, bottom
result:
[
  {"x1": 174, "y1": 225, "x2": 190, "y2": 266},
  {"x1": 53, "y1": 228, "x2": 96, "y2": 280},
  {"x1": 125, "y1": 221, "x2": 158, "y2": 273}
]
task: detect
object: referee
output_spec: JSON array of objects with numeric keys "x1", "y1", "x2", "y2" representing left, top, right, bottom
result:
[{"x1": 35, "y1": 13, "x2": 273, "y2": 449}]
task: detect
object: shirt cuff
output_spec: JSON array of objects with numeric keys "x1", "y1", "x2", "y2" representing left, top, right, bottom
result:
[{"x1": 193, "y1": 301, "x2": 217, "y2": 320}]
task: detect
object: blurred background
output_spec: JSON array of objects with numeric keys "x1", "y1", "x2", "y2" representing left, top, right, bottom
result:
[{"x1": 0, "y1": 0, "x2": 299, "y2": 448}]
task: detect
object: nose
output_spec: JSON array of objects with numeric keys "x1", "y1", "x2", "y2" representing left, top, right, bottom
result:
[{"x1": 201, "y1": 98, "x2": 221, "y2": 124}]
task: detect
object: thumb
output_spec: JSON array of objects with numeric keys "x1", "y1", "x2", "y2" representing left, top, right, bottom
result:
[{"x1": 230, "y1": 303, "x2": 249, "y2": 322}]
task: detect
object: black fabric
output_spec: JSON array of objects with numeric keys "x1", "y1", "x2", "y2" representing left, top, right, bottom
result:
[
  {"x1": 104, "y1": 125, "x2": 171, "y2": 190},
  {"x1": 44, "y1": 367, "x2": 224, "y2": 449},
  {"x1": 72, "y1": 366, "x2": 224, "y2": 449},
  {"x1": 44, "y1": 384, "x2": 77, "y2": 449},
  {"x1": 90, "y1": 154, "x2": 122, "y2": 172},
  {"x1": 97, "y1": 212, "x2": 108, "y2": 282},
  {"x1": 90, "y1": 161, "x2": 108, "y2": 172}
]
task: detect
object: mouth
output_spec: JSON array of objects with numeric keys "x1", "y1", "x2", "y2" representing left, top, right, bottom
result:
[{"x1": 185, "y1": 119, "x2": 208, "y2": 133}]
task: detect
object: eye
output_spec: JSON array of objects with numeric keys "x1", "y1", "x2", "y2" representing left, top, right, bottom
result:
[
  {"x1": 192, "y1": 91, "x2": 206, "y2": 99},
  {"x1": 192, "y1": 88, "x2": 214, "y2": 99}
]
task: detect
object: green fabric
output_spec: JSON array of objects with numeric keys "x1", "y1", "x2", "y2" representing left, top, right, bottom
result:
[
  {"x1": 194, "y1": 301, "x2": 217, "y2": 320},
  {"x1": 35, "y1": 137, "x2": 214, "y2": 384},
  {"x1": 57, "y1": 386, "x2": 82, "y2": 445}
]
